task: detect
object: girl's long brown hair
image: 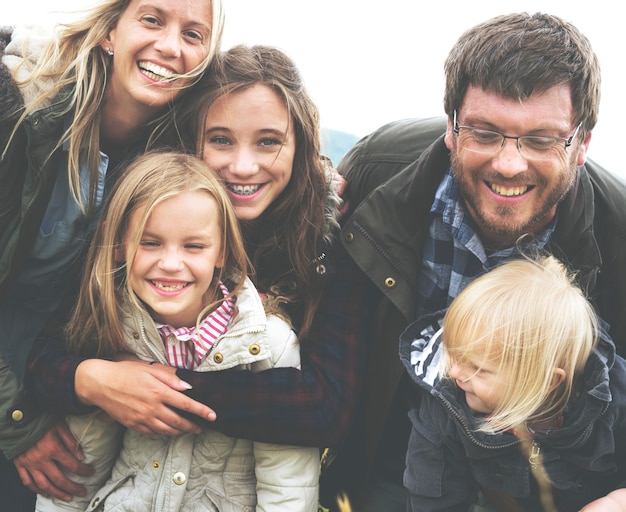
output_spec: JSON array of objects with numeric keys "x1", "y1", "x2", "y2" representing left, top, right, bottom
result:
[{"x1": 165, "y1": 45, "x2": 334, "y2": 337}]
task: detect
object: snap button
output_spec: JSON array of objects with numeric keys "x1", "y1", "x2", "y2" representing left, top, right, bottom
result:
[
  {"x1": 152, "y1": 461, "x2": 160, "y2": 470},
  {"x1": 213, "y1": 352, "x2": 224, "y2": 363},
  {"x1": 90, "y1": 497, "x2": 100, "y2": 509},
  {"x1": 132, "y1": 331, "x2": 140, "y2": 339},
  {"x1": 173, "y1": 471, "x2": 186, "y2": 485},
  {"x1": 316, "y1": 264, "x2": 327, "y2": 275},
  {"x1": 384, "y1": 277, "x2": 396, "y2": 288},
  {"x1": 11, "y1": 409, "x2": 24, "y2": 422},
  {"x1": 344, "y1": 232, "x2": 354, "y2": 243},
  {"x1": 249, "y1": 344, "x2": 261, "y2": 355}
]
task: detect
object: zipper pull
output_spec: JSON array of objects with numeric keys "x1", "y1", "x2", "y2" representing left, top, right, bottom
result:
[{"x1": 528, "y1": 440, "x2": 541, "y2": 472}]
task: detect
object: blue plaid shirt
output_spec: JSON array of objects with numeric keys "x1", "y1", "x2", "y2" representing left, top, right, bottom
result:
[{"x1": 417, "y1": 168, "x2": 556, "y2": 316}]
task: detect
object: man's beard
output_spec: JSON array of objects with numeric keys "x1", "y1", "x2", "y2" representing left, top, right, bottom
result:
[{"x1": 450, "y1": 150, "x2": 577, "y2": 247}]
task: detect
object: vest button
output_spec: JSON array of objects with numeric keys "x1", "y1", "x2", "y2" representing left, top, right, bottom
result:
[
  {"x1": 344, "y1": 232, "x2": 354, "y2": 243},
  {"x1": 249, "y1": 344, "x2": 261, "y2": 355},
  {"x1": 213, "y1": 352, "x2": 224, "y2": 363},
  {"x1": 11, "y1": 409, "x2": 24, "y2": 422}
]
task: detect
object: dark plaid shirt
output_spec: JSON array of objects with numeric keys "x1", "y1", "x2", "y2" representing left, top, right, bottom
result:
[
  {"x1": 27, "y1": 246, "x2": 376, "y2": 447},
  {"x1": 417, "y1": 168, "x2": 556, "y2": 316}
]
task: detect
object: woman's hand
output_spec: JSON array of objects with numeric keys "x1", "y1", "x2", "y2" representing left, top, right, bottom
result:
[
  {"x1": 75, "y1": 359, "x2": 216, "y2": 436},
  {"x1": 329, "y1": 166, "x2": 350, "y2": 217}
]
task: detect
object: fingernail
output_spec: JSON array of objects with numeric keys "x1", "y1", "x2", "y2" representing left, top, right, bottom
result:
[{"x1": 180, "y1": 380, "x2": 192, "y2": 390}]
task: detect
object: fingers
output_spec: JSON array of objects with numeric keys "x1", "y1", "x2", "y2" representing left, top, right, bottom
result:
[
  {"x1": 17, "y1": 458, "x2": 86, "y2": 501},
  {"x1": 332, "y1": 169, "x2": 347, "y2": 196},
  {"x1": 13, "y1": 424, "x2": 92, "y2": 501},
  {"x1": 76, "y1": 359, "x2": 216, "y2": 436},
  {"x1": 53, "y1": 422, "x2": 83, "y2": 461},
  {"x1": 144, "y1": 361, "x2": 193, "y2": 390},
  {"x1": 133, "y1": 390, "x2": 213, "y2": 436},
  {"x1": 146, "y1": 363, "x2": 217, "y2": 423},
  {"x1": 135, "y1": 413, "x2": 197, "y2": 437},
  {"x1": 49, "y1": 423, "x2": 93, "y2": 477},
  {"x1": 163, "y1": 387, "x2": 217, "y2": 424}
]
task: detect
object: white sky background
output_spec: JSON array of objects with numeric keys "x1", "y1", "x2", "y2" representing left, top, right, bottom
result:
[{"x1": 4, "y1": 0, "x2": 624, "y2": 178}]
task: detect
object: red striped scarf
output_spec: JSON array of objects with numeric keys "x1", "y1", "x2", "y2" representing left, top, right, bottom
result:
[{"x1": 156, "y1": 282, "x2": 235, "y2": 369}]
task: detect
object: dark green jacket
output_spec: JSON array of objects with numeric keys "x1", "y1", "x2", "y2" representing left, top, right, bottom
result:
[
  {"x1": 0, "y1": 30, "x2": 67, "y2": 457},
  {"x1": 332, "y1": 116, "x2": 626, "y2": 507}
]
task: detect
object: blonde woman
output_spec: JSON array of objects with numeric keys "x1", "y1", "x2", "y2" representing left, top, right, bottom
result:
[
  {"x1": 0, "y1": 0, "x2": 223, "y2": 506},
  {"x1": 400, "y1": 255, "x2": 626, "y2": 511}
]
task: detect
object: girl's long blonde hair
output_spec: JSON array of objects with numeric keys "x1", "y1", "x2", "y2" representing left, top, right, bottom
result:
[
  {"x1": 442, "y1": 255, "x2": 598, "y2": 433},
  {"x1": 7, "y1": 0, "x2": 223, "y2": 213},
  {"x1": 66, "y1": 151, "x2": 247, "y2": 357}
]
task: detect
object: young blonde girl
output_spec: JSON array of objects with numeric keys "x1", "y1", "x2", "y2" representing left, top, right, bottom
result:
[
  {"x1": 40, "y1": 151, "x2": 318, "y2": 511},
  {"x1": 400, "y1": 255, "x2": 626, "y2": 511}
]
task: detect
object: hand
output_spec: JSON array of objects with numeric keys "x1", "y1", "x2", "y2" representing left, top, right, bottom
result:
[
  {"x1": 329, "y1": 166, "x2": 350, "y2": 217},
  {"x1": 579, "y1": 489, "x2": 626, "y2": 511},
  {"x1": 13, "y1": 421, "x2": 94, "y2": 501},
  {"x1": 75, "y1": 359, "x2": 216, "y2": 436}
]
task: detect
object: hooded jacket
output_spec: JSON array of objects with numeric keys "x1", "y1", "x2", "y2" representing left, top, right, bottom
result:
[{"x1": 398, "y1": 311, "x2": 626, "y2": 511}]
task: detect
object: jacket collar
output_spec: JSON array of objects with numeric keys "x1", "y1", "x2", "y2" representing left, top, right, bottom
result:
[{"x1": 549, "y1": 166, "x2": 602, "y2": 291}]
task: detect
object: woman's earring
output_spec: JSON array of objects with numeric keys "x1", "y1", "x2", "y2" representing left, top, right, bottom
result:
[{"x1": 105, "y1": 48, "x2": 114, "y2": 56}]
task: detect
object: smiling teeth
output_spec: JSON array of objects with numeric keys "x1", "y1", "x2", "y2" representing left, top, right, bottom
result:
[
  {"x1": 139, "y1": 61, "x2": 177, "y2": 82},
  {"x1": 152, "y1": 281, "x2": 186, "y2": 291},
  {"x1": 491, "y1": 184, "x2": 528, "y2": 197},
  {"x1": 227, "y1": 183, "x2": 260, "y2": 195}
]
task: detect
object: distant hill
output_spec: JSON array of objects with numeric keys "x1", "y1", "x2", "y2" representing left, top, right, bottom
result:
[{"x1": 321, "y1": 128, "x2": 361, "y2": 167}]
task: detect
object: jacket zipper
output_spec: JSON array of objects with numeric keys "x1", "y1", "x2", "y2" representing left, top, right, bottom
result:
[
  {"x1": 135, "y1": 305, "x2": 168, "y2": 364},
  {"x1": 528, "y1": 440, "x2": 541, "y2": 472},
  {"x1": 435, "y1": 391, "x2": 520, "y2": 451},
  {"x1": 352, "y1": 220, "x2": 406, "y2": 275}
]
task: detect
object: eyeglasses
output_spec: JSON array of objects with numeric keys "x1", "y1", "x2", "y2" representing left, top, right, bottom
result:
[{"x1": 453, "y1": 110, "x2": 581, "y2": 161}]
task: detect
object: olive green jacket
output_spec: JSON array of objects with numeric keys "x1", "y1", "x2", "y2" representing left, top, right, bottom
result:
[
  {"x1": 332, "y1": 116, "x2": 626, "y2": 507},
  {"x1": 0, "y1": 26, "x2": 66, "y2": 458}
]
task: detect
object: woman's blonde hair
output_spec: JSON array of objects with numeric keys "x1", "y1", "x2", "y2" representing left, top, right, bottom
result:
[
  {"x1": 9, "y1": 0, "x2": 223, "y2": 213},
  {"x1": 442, "y1": 255, "x2": 598, "y2": 433},
  {"x1": 66, "y1": 151, "x2": 247, "y2": 357}
]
